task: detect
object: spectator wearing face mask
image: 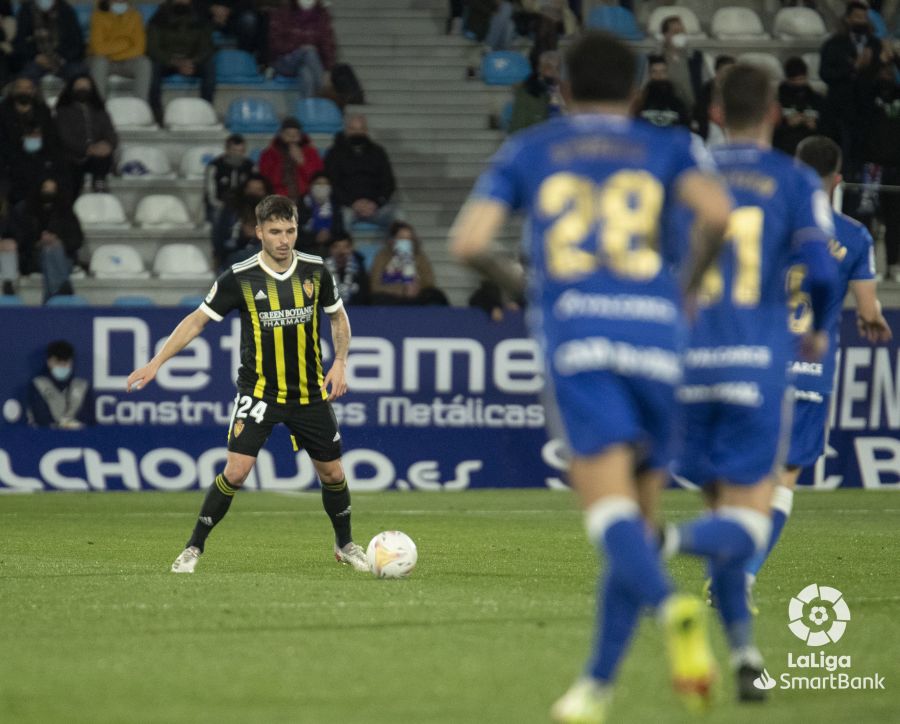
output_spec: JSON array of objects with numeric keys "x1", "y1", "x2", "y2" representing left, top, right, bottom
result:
[
  {"x1": 508, "y1": 50, "x2": 561, "y2": 133},
  {"x1": 14, "y1": 175, "x2": 83, "y2": 300},
  {"x1": 13, "y1": 0, "x2": 86, "y2": 82},
  {"x1": 204, "y1": 133, "x2": 254, "y2": 223},
  {"x1": 258, "y1": 116, "x2": 324, "y2": 204},
  {"x1": 657, "y1": 15, "x2": 707, "y2": 113},
  {"x1": 27, "y1": 340, "x2": 94, "y2": 429},
  {"x1": 370, "y1": 221, "x2": 447, "y2": 305},
  {"x1": 54, "y1": 73, "x2": 118, "y2": 194},
  {"x1": 325, "y1": 232, "x2": 370, "y2": 306},
  {"x1": 87, "y1": 0, "x2": 152, "y2": 103},
  {"x1": 773, "y1": 57, "x2": 826, "y2": 156},
  {"x1": 211, "y1": 172, "x2": 271, "y2": 269},
  {"x1": 297, "y1": 171, "x2": 343, "y2": 255},
  {"x1": 267, "y1": 0, "x2": 336, "y2": 98},
  {"x1": 633, "y1": 55, "x2": 690, "y2": 128},
  {"x1": 325, "y1": 113, "x2": 397, "y2": 231}
]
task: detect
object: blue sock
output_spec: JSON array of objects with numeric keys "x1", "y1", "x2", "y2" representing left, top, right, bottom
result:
[
  {"x1": 585, "y1": 497, "x2": 672, "y2": 684},
  {"x1": 711, "y1": 560, "x2": 753, "y2": 651},
  {"x1": 746, "y1": 487, "x2": 794, "y2": 577},
  {"x1": 676, "y1": 508, "x2": 763, "y2": 563}
]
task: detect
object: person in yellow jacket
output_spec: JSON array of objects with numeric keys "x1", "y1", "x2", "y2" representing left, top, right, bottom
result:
[{"x1": 87, "y1": 0, "x2": 151, "y2": 102}]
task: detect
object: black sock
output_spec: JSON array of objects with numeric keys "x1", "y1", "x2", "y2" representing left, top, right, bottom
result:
[
  {"x1": 321, "y1": 478, "x2": 352, "y2": 548},
  {"x1": 187, "y1": 474, "x2": 236, "y2": 553}
]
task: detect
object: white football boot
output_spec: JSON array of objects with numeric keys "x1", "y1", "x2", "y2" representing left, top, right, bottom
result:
[
  {"x1": 334, "y1": 542, "x2": 370, "y2": 572},
  {"x1": 171, "y1": 546, "x2": 201, "y2": 573},
  {"x1": 551, "y1": 678, "x2": 611, "y2": 724}
]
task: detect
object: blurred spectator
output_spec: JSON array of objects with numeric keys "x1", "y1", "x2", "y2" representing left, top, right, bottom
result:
[
  {"x1": 146, "y1": 0, "x2": 215, "y2": 123},
  {"x1": 258, "y1": 116, "x2": 324, "y2": 204},
  {"x1": 14, "y1": 0, "x2": 86, "y2": 82},
  {"x1": 211, "y1": 171, "x2": 270, "y2": 268},
  {"x1": 202, "y1": 0, "x2": 265, "y2": 60},
  {"x1": 14, "y1": 174, "x2": 83, "y2": 300},
  {"x1": 27, "y1": 340, "x2": 94, "y2": 429},
  {"x1": 0, "y1": 195, "x2": 18, "y2": 295},
  {"x1": 774, "y1": 57, "x2": 826, "y2": 156},
  {"x1": 523, "y1": 0, "x2": 577, "y2": 61},
  {"x1": 465, "y1": 1, "x2": 516, "y2": 51},
  {"x1": 820, "y1": 1, "x2": 884, "y2": 171},
  {"x1": 55, "y1": 73, "x2": 118, "y2": 194},
  {"x1": 204, "y1": 133, "x2": 253, "y2": 222},
  {"x1": 267, "y1": 0, "x2": 336, "y2": 98},
  {"x1": 325, "y1": 113, "x2": 397, "y2": 230},
  {"x1": 657, "y1": 14, "x2": 707, "y2": 112},
  {"x1": 324, "y1": 232, "x2": 370, "y2": 305},
  {"x1": 0, "y1": 1, "x2": 15, "y2": 90},
  {"x1": 297, "y1": 170, "x2": 342, "y2": 254},
  {"x1": 447, "y1": 0, "x2": 463, "y2": 34},
  {"x1": 633, "y1": 55, "x2": 690, "y2": 128},
  {"x1": 692, "y1": 54, "x2": 734, "y2": 140},
  {"x1": 370, "y1": 221, "x2": 447, "y2": 305},
  {"x1": 508, "y1": 50, "x2": 561, "y2": 133},
  {"x1": 88, "y1": 0, "x2": 152, "y2": 103}
]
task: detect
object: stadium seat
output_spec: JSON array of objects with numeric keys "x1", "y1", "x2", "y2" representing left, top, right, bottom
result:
[
  {"x1": 738, "y1": 53, "x2": 785, "y2": 81},
  {"x1": 711, "y1": 7, "x2": 769, "y2": 40},
  {"x1": 134, "y1": 195, "x2": 192, "y2": 229},
  {"x1": 113, "y1": 295, "x2": 156, "y2": 306},
  {"x1": 74, "y1": 4, "x2": 92, "y2": 35},
  {"x1": 162, "y1": 74, "x2": 200, "y2": 90},
  {"x1": 773, "y1": 7, "x2": 827, "y2": 40},
  {"x1": 869, "y1": 9, "x2": 889, "y2": 39},
  {"x1": 585, "y1": 6, "x2": 644, "y2": 40},
  {"x1": 179, "y1": 294, "x2": 207, "y2": 307},
  {"x1": 481, "y1": 51, "x2": 530, "y2": 86},
  {"x1": 215, "y1": 49, "x2": 264, "y2": 84},
  {"x1": 225, "y1": 97, "x2": 280, "y2": 133},
  {"x1": 73, "y1": 193, "x2": 130, "y2": 229},
  {"x1": 294, "y1": 98, "x2": 343, "y2": 134},
  {"x1": 355, "y1": 242, "x2": 380, "y2": 271},
  {"x1": 499, "y1": 101, "x2": 513, "y2": 132},
  {"x1": 248, "y1": 148, "x2": 262, "y2": 164},
  {"x1": 646, "y1": 6, "x2": 706, "y2": 39},
  {"x1": 45, "y1": 294, "x2": 90, "y2": 306},
  {"x1": 180, "y1": 145, "x2": 223, "y2": 179},
  {"x1": 802, "y1": 52, "x2": 827, "y2": 93},
  {"x1": 153, "y1": 244, "x2": 213, "y2": 278},
  {"x1": 0, "y1": 295, "x2": 23, "y2": 306},
  {"x1": 117, "y1": 145, "x2": 174, "y2": 178},
  {"x1": 137, "y1": 3, "x2": 157, "y2": 24},
  {"x1": 107, "y1": 97, "x2": 158, "y2": 131},
  {"x1": 90, "y1": 244, "x2": 149, "y2": 278},
  {"x1": 163, "y1": 98, "x2": 222, "y2": 131}
]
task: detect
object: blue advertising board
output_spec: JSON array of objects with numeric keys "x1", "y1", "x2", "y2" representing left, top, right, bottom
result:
[{"x1": 0, "y1": 307, "x2": 898, "y2": 491}]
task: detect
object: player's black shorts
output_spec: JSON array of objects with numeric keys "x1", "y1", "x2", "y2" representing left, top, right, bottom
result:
[{"x1": 226, "y1": 393, "x2": 342, "y2": 461}]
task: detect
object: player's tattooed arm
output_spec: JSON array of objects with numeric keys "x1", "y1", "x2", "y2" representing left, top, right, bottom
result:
[
  {"x1": 125, "y1": 309, "x2": 210, "y2": 392},
  {"x1": 324, "y1": 307, "x2": 351, "y2": 400}
]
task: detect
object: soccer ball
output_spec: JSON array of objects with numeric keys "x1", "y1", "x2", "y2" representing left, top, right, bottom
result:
[{"x1": 366, "y1": 531, "x2": 417, "y2": 578}]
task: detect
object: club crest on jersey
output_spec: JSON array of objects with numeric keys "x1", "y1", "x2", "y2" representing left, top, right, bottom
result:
[
  {"x1": 233, "y1": 420, "x2": 244, "y2": 438},
  {"x1": 303, "y1": 278, "x2": 314, "y2": 299}
]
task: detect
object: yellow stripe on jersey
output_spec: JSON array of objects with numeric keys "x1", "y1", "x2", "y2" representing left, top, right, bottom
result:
[
  {"x1": 266, "y1": 277, "x2": 288, "y2": 404},
  {"x1": 241, "y1": 281, "x2": 266, "y2": 398},
  {"x1": 311, "y1": 275, "x2": 326, "y2": 400},
  {"x1": 290, "y1": 276, "x2": 309, "y2": 404}
]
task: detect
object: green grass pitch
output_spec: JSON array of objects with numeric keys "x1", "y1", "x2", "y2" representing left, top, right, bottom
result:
[{"x1": 1, "y1": 489, "x2": 897, "y2": 723}]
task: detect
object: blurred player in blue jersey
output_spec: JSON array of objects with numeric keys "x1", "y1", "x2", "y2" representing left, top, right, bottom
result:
[
  {"x1": 664, "y1": 65, "x2": 840, "y2": 702},
  {"x1": 745, "y1": 135, "x2": 892, "y2": 582},
  {"x1": 449, "y1": 31, "x2": 733, "y2": 723}
]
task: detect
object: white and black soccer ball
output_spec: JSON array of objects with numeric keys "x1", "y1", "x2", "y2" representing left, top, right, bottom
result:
[{"x1": 366, "y1": 531, "x2": 417, "y2": 579}]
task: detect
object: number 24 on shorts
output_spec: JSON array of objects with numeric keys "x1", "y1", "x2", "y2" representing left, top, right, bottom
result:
[{"x1": 234, "y1": 395, "x2": 268, "y2": 424}]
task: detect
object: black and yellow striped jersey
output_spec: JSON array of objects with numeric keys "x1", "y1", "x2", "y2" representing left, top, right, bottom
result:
[{"x1": 200, "y1": 251, "x2": 343, "y2": 405}]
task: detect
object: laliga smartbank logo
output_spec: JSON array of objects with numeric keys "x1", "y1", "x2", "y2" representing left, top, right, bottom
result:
[{"x1": 753, "y1": 584, "x2": 885, "y2": 692}]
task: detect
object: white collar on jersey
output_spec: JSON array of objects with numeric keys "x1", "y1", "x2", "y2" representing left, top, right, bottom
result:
[{"x1": 258, "y1": 252, "x2": 298, "y2": 281}]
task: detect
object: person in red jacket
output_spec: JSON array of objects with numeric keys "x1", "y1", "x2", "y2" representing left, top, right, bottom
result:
[
  {"x1": 258, "y1": 116, "x2": 324, "y2": 203},
  {"x1": 267, "y1": 0, "x2": 336, "y2": 98}
]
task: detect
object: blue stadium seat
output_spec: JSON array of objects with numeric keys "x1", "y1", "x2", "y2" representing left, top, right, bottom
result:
[
  {"x1": 0, "y1": 294, "x2": 23, "y2": 306},
  {"x1": 499, "y1": 101, "x2": 513, "y2": 132},
  {"x1": 163, "y1": 74, "x2": 200, "y2": 89},
  {"x1": 45, "y1": 295, "x2": 90, "y2": 307},
  {"x1": 138, "y1": 3, "x2": 158, "y2": 24},
  {"x1": 215, "y1": 49, "x2": 264, "y2": 84},
  {"x1": 225, "y1": 98, "x2": 280, "y2": 133},
  {"x1": 355, "y1": 242, "x2": 380, "y2": 270},
  {"x1": 74, "y1": 4, "x2": 92, "y2": 35},
  {"x1": 179, "y1": 294, "x2": 206, "y2": 307},
  {"x1": 586, "y1": 6, "x2": 644, "y2": 40},
  {"x1": 294, "y1": 98, "x2": 343, "y2": 134},
  {"x1": 113, "y1": 295, "x2": 156, "y2": 306},
  {"x1": 869, "y1": 9, "x2": 889, "y2": 38},
  {"x1": 481, "y1": 51, "x2": 530, "y2": 86},
  {"x1": 248, "y1": 148, "x2": 262, "y2": 164}
]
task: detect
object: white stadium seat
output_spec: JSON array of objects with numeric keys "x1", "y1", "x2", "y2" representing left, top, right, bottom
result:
[
  {"x1": 802, "y1": 52, "x2": 828, "y2": 94},
  {"x1": 179, "y1": 145, "x2": 224, "y2": 179},
  {"x1": 117, "y1": 145, "x2": 175, "y2": 178},
  {"x1": 134, "y1": 194, "x2": 192, "y2": 229},
  {"x1": 153, "y1": 243, "x2": 213, "y2": 278},
  {"x1": 738, "y1": 52, "x2": 785, "y2": 81},
  {"x1": 163, "y1": 98, "x2": 222, "y2": 131},
  {"x1": 711, "y1": 7, "x2": 769, "y2": 40},
  {"x1": 91, "y1": 244, "x2": 150, "y2": 278},
  {"x1": 773, "y1": 7, "x2": 827, "y2": 40},
  {"x1": 106, "y1": 97, "x2": 158, "y2": 131},
  {"x1": 647, "y1": 6, "x2": 706, "y2": 39},
  {"x1": 73, "y1": 193, "x2": 130, "y2": 229}
]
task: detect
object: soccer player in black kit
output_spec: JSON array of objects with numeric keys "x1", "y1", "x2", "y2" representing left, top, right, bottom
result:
[{"x1": 126, "y1": 195, "x2": 369, "y2": 573}]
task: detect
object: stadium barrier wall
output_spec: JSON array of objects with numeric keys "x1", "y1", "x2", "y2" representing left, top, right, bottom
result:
[{"x1": 1, "y1": 308, "x2": 898, "y2": 492}]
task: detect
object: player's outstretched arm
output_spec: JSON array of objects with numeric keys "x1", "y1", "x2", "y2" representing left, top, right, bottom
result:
[
  {"x1": 850, "y1": 280, "x2": 893, "y2": 343},
  {"x1": 324, "y1": 307, "x2": 351, "y2": 400},
  {"x1": 125, "y1": 309, "x2": 211, "y2": 392},
  {"x1": 676, "y1": 171, "x2": 732, "y2": 297},
  {"x1": 449, "y1": 199, "x2": 523, "y2": 297}
]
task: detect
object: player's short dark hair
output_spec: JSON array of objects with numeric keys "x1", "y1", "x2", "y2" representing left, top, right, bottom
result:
[
  {"x1": 46, "y1": 340, "x2": 74, "y2": 360},
  {"x1": 565, "y1": 31, "x2": 637, "y2": 103},
  {"x1": 329, "y1": 231, "x2": 354, "y2": 246},
  {"x1": 255, "y1": 195, "x2": 297, "y2": 225},
  {"x1": 718, "y1": 63, "x2": 774, "y2": 130},
  {"x1": 647, "y1": 53, "x2": 666, "y2": 67},
  {"x1": 225, "y1": 133, "x2": 245, "y2": 146},
  {"x1": 715, "y1": 55, "x2": 736, "y2": 71},
  {"x1": 796, "y1": 135, "x2": 842, "y2": 178},
  {"x1": 661, "y1": 15, "x2": 682, "y2": 35},
  {"x1": 784, "y1": 56, "x2": 808, "y2": 79}
]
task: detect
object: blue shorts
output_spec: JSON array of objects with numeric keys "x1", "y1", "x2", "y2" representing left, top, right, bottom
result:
[
  {"x1": 676, "y1": 384, "x2": 792, "y2": 487},
  {"x1": 787, "y1": 393, "x2": 830, "y2": 469},
  {"x1": 549, "y1": 369, "x2": 677, "y2": 469}
]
